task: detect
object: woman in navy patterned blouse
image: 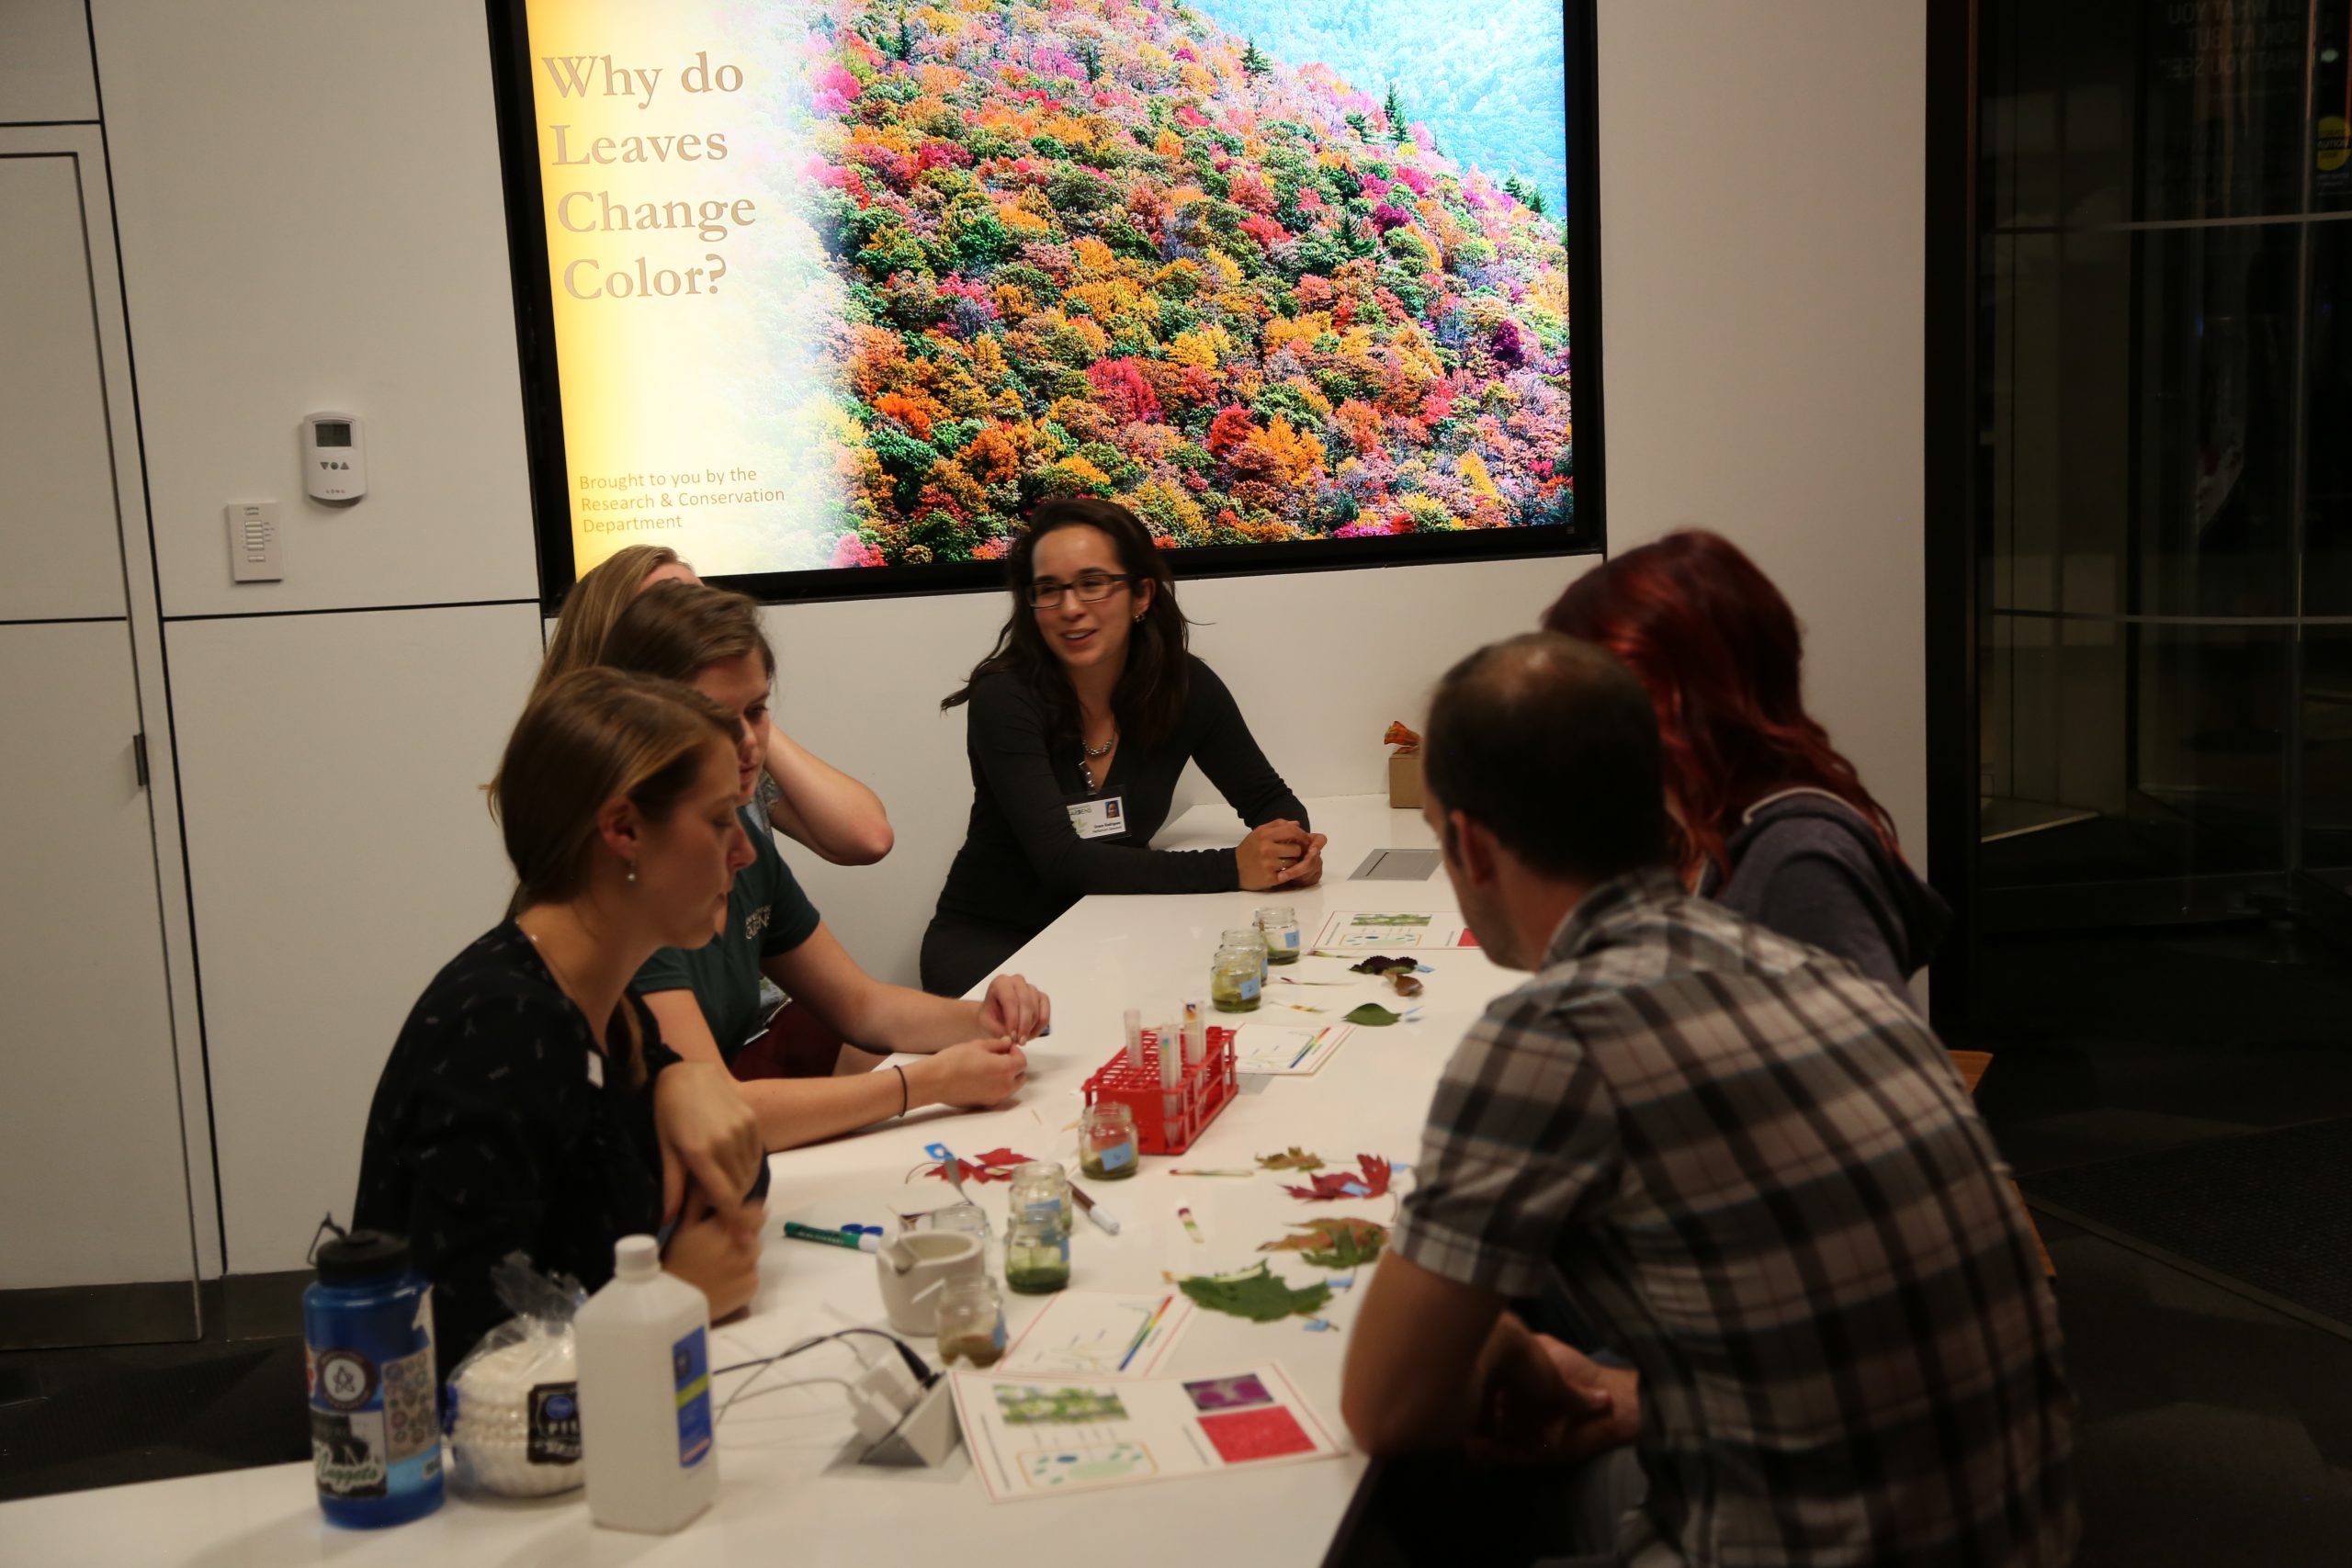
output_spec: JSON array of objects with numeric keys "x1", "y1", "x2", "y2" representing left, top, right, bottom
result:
[{"x1": 355, "y1": 669, "x2": 770, "y2": 1368}]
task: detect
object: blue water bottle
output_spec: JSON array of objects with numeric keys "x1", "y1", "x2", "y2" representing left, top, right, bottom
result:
[{"x1": 304, "y1": 1225, "x2": 445, "y2": 1527}]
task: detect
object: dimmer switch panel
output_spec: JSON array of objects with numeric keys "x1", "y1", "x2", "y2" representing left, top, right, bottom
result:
[{"x1": 228, "y1": 501, "x2": 281, "y2": 582}]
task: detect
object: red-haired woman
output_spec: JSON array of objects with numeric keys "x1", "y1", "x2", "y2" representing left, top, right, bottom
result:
[{"x1": 1543, "y1": 531, "x2": 1949, "y2": 998}]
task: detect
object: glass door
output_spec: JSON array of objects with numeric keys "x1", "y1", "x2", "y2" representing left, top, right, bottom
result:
[{"x1": 1974, "y1": 0, "x2": 2352, "y2": 943}]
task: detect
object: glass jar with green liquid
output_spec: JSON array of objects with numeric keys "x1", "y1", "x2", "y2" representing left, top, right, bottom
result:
[{"x1": 1210, "y1": 941, "x2": 1263, "y2": 1012}]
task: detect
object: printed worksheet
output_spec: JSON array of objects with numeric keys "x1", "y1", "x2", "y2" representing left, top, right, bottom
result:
[
  {"x1": 950, "y1": 1361, "x2": 1344, "y2": 1502},
  {"x1": 1313, "y1": 910, "x2": 1480, "y2": 951},
  {"x1": 1228, "y1": 1023, "x2": 1350, "y2": 1077},
  {"x1": 999, "y1": 1291, "x2": 1195, "y2": 1378}
]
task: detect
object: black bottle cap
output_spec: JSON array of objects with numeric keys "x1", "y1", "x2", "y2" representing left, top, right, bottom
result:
[{"x1": 314, "y1": 1228, "x2": 411, "y2": 1283}]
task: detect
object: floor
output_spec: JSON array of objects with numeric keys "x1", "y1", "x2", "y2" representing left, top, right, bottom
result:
[
  {"x1": 4, "y1": 927, "x2": 2349, "y2": 1566},
  {"x1": 1957, "y1": 915, "x2": 2352, "y2": 1568}
]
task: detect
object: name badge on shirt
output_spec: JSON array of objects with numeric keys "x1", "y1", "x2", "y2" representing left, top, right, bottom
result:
[{"x1": 1066, "y1": 795, "x2": 1127, "y2": 840}]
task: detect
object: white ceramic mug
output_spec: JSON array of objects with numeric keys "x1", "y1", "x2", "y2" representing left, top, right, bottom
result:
[{"x1": 875, "y1": 1232, "x2": 983, "y2": 1336}]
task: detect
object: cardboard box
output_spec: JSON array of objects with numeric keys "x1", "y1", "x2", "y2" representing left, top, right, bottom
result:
[{"x1": 1386, "y1": 749, "x2": 1424, "y2": 809}]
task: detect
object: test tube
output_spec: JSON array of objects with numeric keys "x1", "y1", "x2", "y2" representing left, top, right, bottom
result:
[
  {"x1": 1159, "y1": 1025, "x2": 1182, "y2": 1125},
  {"x1": 1182, "y1": 999, "x2": 1205, "y2": 1067},
  {"x1": 1124, "y1": 1008, "x2": 1143, "y2": 1071}
]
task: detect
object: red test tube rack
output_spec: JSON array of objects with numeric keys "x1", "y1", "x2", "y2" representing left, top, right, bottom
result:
[{"x1": 1080, "y1": 1027, "x2": 1237, "y2": 1156}]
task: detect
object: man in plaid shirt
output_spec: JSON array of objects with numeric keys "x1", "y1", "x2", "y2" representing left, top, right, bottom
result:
[{"x1": 1342, "y1": 634, "x2": 2074, "y2": 1567}]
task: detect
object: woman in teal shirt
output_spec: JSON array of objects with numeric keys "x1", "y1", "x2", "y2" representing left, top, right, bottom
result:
[{"x1": 597, "y1": 581, "x2": 1055, "y2": 1151}]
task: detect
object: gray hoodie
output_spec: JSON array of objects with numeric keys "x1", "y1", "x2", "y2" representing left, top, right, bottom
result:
[{"x1": 1698, "y1": 788, "x2": 1951, "y2": 1000}]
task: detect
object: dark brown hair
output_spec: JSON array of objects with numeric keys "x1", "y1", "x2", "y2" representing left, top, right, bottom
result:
[
  {"x1": 942, "y1": 498, "x2": 1191, "y2": 749},
  {"x1": 492, "y1": 667, "x2": 736, "y2": 1084}
]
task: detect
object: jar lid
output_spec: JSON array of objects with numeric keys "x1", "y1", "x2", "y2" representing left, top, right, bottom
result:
[{"x1": 314, "y1": 1228, "x2": 412, "y2": 1283}]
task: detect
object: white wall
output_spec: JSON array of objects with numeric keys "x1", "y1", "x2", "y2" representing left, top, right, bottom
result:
[
  {"x1": 89, "y1": 0, "x2": 538, "y2": 617},
  {"x1": 167, "y1": 604, "x2": 544, "y2": 1272},
  {"x1": 0, "y1": 0, "x2": 96, "y2": 123},
  {"x1": 1594, "y1": 0, "x2": 1928, "y2": 870},
  {"x1": 63, "y1": 0, "x2": 1927, "y2": 1274}
]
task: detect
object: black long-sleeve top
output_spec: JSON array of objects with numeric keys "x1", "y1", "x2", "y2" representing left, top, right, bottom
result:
[
  {"x1": 353, "y1": 923, "x2": 679, "y2": 1371},
  {"x1": 931, "y1": 657, "x2": 1309, "y2": 938}
]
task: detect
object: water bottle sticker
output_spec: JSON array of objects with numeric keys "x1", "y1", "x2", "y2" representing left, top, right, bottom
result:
[
  {"x1": 528, "y1": 1382, "x2": 582, "y2": 1465},
  {"x1": 312, "y1": 1406, "x2": 388, "y2": 1498},
  {"x1": 1100, "y1": 1140, "x2": 1136, "y2": 1171},
  {"x1": 316, "y1": 1348, "x2": 377, "y2": 1412},
  {"x1": 380, "y1": 1348, "x2": 438, "y2": 1463},
  {"x1": 673, "y1": 1327, "x2": 714, "y2": 1469}
]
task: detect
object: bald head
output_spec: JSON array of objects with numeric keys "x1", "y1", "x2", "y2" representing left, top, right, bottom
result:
[{"x1": 1423, "y1": 632, "x2": 1668, "y2": 885}]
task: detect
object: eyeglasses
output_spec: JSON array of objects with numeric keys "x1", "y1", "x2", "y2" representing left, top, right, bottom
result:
[{"x1": 1025, "y1": 571, "x2": 1134, "y2": 609}]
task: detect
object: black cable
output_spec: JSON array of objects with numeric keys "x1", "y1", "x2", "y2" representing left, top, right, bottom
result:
[{"x1": 713, "y1": 1326, "x2": 937, "y2": 1390}]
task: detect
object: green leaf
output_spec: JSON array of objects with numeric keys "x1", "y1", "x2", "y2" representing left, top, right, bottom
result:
[
  {"x1": 1344, "y1": 1003, "x2": 1403, "y2": 1027},
  {"x1": 1176, "y1": 1261, "x2": 1333, "y2": 1323},
  {"x1": 1258, "y1": 1146, "x2": 1326, "y2": 1172}
]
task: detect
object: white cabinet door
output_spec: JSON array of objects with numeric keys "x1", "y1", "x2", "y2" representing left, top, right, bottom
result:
[
  {"x1": 0, "y1": 622, "x2": 192, "y2": 1291},
  {"x1": 0, "y1": 128, "x2": 200, "y2": 1342},
  {"x1": 0, "y1": 152, "x2": 127, "y2": 621}
]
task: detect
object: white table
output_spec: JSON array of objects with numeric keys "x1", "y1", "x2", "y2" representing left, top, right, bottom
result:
[{"x1": 0, "y1": 796, "x2": 1501, "y2": 1567}]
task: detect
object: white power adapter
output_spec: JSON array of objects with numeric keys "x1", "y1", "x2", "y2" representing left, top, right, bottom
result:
[{"x1": 849, "y1": 1353, "x2": 925, "y2": 1444}]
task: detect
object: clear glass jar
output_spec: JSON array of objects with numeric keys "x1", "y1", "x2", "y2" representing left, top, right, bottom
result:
[
  {"x1": 1211, "y1": 942, "x2": 1264, "y2": 1012},
  {"x1": 1079, "y1": 1102, "x2": 1139, "y2": 1180},
  {"x1": 934, "y1": 1275, "x2": 1008, "y2": 1367},
  {"x1": 1009, "y1": 1161, "x2": 1073, "y2": 1235},
  {"x1": 1256, "y1": 905, "x2": 1302, "y2": 965},
  {"x1": 1220, "y1": 927, "x2": 1269, "y2": 982},
  {"x1": 1003, "y1": 1212, "x2": 1071, "y2": 1295}
]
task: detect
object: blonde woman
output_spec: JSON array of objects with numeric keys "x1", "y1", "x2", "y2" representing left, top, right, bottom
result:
[
  {"x1": 355, "y1": 669, "x2": 768, "y2": 1367},
  {"x1": 534, "y1": 546, "x2": 893, "y2": 865}
]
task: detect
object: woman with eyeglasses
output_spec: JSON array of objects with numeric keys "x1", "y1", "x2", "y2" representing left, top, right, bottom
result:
[{"x1": 922, "y1": 499, "x2": 1324, "y2": 998}]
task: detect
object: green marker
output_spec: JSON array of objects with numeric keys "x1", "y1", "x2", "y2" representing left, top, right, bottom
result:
[{"x1": 783, "y1": 1222, "x2": 879, "y2": 1253}]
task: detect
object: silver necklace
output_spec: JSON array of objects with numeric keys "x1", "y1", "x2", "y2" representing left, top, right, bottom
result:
[{"x1": 1079, "y1": 728, "x2": 1117, "y2": 794}]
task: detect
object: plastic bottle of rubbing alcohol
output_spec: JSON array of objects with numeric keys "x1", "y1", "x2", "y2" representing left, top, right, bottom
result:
[{"x1": 574, "y1": 1235, "x2": 717, "y2": 1533}]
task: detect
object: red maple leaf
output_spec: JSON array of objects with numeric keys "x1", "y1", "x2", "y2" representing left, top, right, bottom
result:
[
  {"x1": 1283, "y1": 1155, "x2": 1393, "y2": 1202},
  {"x1": 926, "y1": 1147, "x2": 1033, "y2": 1185}
]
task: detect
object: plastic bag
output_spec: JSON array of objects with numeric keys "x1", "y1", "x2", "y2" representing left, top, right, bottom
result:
[{"x1": 443, "y1": 1253, "x2": 587, "y2": 1497}]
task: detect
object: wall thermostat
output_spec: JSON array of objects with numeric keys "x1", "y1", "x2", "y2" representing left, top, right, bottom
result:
[{"x1": 301, "y1": 412, "x2": 367, "y2": 502}]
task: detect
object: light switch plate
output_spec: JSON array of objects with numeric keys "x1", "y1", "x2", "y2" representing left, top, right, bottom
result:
[{"x1": 227, "y1": 501, "x2": 281, "y2": 582}]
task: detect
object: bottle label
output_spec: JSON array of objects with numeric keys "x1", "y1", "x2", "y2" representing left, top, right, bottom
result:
[
  {"x1": 1239, "y1": 976, "x2": 1261, "y2": 1001},
  {"x1": 673, "y1": 1327, "x2": 714, "y2": 1469},
  {"x1": 528, "y1": 1382, "x2": 582, "y2": 1465},
  {"x1": 1280, "y1": 930, "x2": 1299, "y2": 949},
  {"x1": 312, "y1": 1407, "x2": 388, "y2": 1498},
  {"x1": 1099, "y1": 1139, "x2": 1136, "y2": 1172}
]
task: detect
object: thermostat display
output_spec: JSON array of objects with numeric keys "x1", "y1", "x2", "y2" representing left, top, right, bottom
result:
[{"x1": 301, "y1": 412, "x2": 367, "y2": 502}]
